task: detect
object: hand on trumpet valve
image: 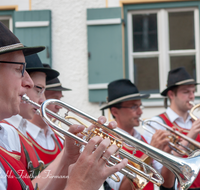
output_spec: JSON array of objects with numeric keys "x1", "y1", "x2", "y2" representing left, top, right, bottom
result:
[
  {"x1": 150, "y1": 130, "x2": 171, "y2": 151},
  {"x1": 169, "y1": 126, "x2": 182, "y2": 142},
  {"x1": 63, "y1": 116, "x2": 119, "y2": 163},
  {"x1": 66, "y1": 136, "x2": 128, "y2": 190},
  {"x1": 64, "y1": 124, "x2": 86, "y2": 162},
  {"x1": 189, "y1": 119, "x2": 200, "y2": 137}
]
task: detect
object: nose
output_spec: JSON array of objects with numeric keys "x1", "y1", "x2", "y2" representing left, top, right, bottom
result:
[
  {"x1": 22, "y1": 71, "x2": 34, "y2": 89},
  {"x1": 137, "y1": 107, "x2": 143, "y2": 115},
  {"x1": 189, "y1": 91, "x2": 195, "y2": 100},
  {"x1": 38, "y1": 93, "x2": 46, "y2": 105}
]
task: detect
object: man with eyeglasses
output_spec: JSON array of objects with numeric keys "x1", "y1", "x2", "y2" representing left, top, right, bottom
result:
[
  {"x1": 0, "y1": 21, "x2": 128, "y2": 190},
  {"x1": 100, "y1": 79, "x2": 172, "y2": 190},
  {"x1": 0, "y1": 21, "x2": 45, "y2": 189},
  {"x1": 25, "y1": 64, "x2": 70, "y2": 165},
  {"x1": 2, "y1": 52, "x2": 59, "y2": 177}
]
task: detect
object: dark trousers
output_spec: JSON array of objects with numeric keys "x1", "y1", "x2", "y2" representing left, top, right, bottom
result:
[
  {"x1": 160, "y1": 186, "x2": 175, "y2": 190},
  {"x1": 103, "y1": 181, "x2": 112, "y2": 190}
]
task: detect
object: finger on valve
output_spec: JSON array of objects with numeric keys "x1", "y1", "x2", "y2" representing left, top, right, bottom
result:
[
  {"x1": 66, "y1": 136, "x2": 128, "y2": 190},
  {"x1": 63, "y1": 124, "x2": 85, "y2": 161}
]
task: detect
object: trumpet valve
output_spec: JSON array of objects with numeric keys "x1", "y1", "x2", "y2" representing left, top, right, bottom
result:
[
  {"x1": 168, "y1": 134, "x2": 180, "y2": 144},
  {"x1": 87, "y1": 128, "x2": 123, "y2": 150}
]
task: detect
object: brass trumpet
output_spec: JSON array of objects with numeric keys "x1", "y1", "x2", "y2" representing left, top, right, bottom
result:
[
  {"x1": 141, "y1": 119, "x2": 200, "y2": 156},
  {"x1": 22, "y1": 95, "x2": 200, "y2": 190}
]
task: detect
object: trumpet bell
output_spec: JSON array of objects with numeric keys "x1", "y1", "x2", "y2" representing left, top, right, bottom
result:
[
  {"x1": 189, "y1": 101, "x2": 200, "y2": 121},
  {"x1": 177, "y1": 150, "x2": 200, "y2": 189}
]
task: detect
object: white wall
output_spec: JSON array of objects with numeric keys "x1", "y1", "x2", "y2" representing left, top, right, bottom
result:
[
  {"x1": 0, "y1": 0, "x2": 29, "y2": 10},
  {"x1": 107, "y1": 0, "x2": 120, "y2": 7},
  {"x1": 31, "y1": 0, "x2": 107, "y2": 120},
  {"x1": 31, "y1": 0, "x2": 166, "y2": 130},
  {"x1": 0, "y1": 0, "x2": 166, "y2": 131}
]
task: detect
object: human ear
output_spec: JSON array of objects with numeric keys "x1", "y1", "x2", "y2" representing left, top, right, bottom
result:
[
  {"x1": 167, "y1": 90, "x2": 174, "y2": 100},
  {"x1": 110, "y1": 107, "x2": 118, "y2": 118}
]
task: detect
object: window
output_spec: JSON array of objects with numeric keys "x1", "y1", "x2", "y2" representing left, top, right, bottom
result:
[
  {"x1": 127, "y1": 7, "x2": 199, "y2": 97},
  {"x1": 0, "y1": 16, "x2": 12, "y2": 31}
]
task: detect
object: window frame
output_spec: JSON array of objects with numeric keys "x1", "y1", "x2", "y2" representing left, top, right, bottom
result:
[
  {"x1": 127, "y1": 7, "x2": 200, "y2": 98},
  {"x1": 0, "y1": 16, "x2": 13, "y2": 31}
]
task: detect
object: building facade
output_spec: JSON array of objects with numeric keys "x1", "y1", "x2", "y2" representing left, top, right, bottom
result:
[{"x1": 0, "y1": 0, "x2": 199, "y2": 134}]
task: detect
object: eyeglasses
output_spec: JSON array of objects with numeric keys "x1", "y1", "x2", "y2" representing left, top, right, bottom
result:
[
  {"x1": 0, "y1": 61, "x2": 26, "y2": 77},
  {"x1": 34, "y1": 85, "x2": 45, "y2": 96},
  {"x1": 118, "y1": 105, "x2": 144, "y2": 111}
]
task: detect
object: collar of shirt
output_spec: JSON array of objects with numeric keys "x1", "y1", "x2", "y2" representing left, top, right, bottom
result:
[
  {"x1": 26, "y1": 121, "x2": 54, "y2": 140},
  {"x1": 4, "y1": 114, "x2": 28, "y2": 137},
  {"x1": 0, "y1": 124, "x2": 12, "y2": 151},
  {"x1": 166, "y1": 107, "x2": 192, "y2": 124}
]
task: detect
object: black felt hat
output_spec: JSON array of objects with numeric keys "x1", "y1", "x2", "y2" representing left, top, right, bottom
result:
[
  {"x1": 0, "y1": 21, "x2": 45, "y2": 56},
  {"x1": 100, "y1": 79, "x2": 150, "y2": 110},
  {"x1": 43, "y1": 64, "x2": 71, "y2": 91},
  {"x1": 161, "y1": 67, "x2": 198, "y2": 96},
  {"x1": 25, "y1": 54, "x2": 59, "y2": 82}
]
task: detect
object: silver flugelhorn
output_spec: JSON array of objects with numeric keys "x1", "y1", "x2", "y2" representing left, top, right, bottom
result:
[
  {"x1": 22, "y1": 95, "x2": 200, "y2": 190},
  {"x1": 22, "y1": 95, "x2": 163, "y2": 189}
]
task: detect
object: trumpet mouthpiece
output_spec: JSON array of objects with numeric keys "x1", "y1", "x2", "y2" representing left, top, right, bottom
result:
[
  {"x1": 139, "y1": 118, "x2": 144, "y2": 125},
  {"x1": 189, "y1": 101, "x2": 195, "y2": 106},
  {"x1": 21, "y1": 94, "x2": 29, "y2": 102}
]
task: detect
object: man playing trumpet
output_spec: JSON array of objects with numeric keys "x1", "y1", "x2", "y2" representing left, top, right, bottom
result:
[
  {"x1": 143, "y1": 67, "x2": 200, "y2": 190},
  {"x1": 100, "y1": 79, "x2": 172, "y2": 190},
  {"x1": 26, "y1": 64, "x2": 70, "y2": 165}
]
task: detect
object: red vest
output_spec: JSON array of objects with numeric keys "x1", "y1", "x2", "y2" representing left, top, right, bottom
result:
[
  {"x1": 27, "y1": 132, "x2": 63, "y2": 165},
  {"x1": 159, "y1": 113, "x2": 200, "y2": 189},
  {"x1": 0, "y1": 120, "x2": 44, "y2": 178},
  {"x1": 0, "y1": 147, "x2": 34, "y2": 190},
  {"x1": 122, "y1": 135, "x2": 154, "y2": 190}
]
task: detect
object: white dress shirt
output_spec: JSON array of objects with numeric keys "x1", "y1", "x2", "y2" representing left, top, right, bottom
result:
[
  {"x1": 26, "y1": 122, "x2": 57, "y2": 150},
  {"x1": 106, "y1": 128, "x2": 162, "y2": 190},
  {"x1": 5, "y1": 114, "x2": 28, "y2": 137},
  {"x1": 0, "y1": 122, "x2": 20, "y2": 152},
  {"x1": 0, "y1": 161, "x2": 7, "y2": 190},
  {"x1": 5, "y1": 114, "x2": 63, "y2": 150}
]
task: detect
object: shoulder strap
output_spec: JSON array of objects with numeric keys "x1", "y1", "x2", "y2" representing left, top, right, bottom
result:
[
  {"x1": 157, "y1": 113, "x2": 167, "y2": 125},
  {"x1": 21, "y1": 141, "x2": 43, "y2": 165},
  {"x1": 0, "y1": 154, "x2": 30, "y2": 190},
  {"x1": 22, "y1": 142, "x2": 45, "y2": 179},
  {"x1": 157, "y1": 112, "x2": 175, "y2": 127},
  {"x1": 21, "y1": 142, "x2": 34, "y2": 171},
  {"x1": 51, "y1": 134, "x2": 62, "y2": 151}
]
